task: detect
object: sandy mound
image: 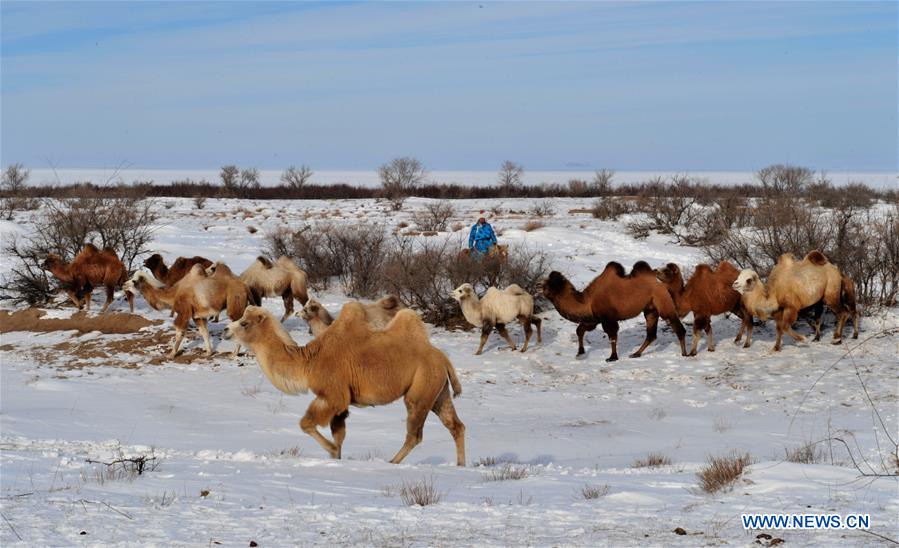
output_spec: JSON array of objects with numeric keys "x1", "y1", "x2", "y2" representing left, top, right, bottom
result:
[{"x1": 0, "y1": 308, "x2": 162, "y2": 334}]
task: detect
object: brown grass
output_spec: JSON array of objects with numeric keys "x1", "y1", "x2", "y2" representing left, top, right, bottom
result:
[
  {"x1": 396, "y1": 476, "x2": 443, "y2": 506},
  {"x1": 578, "y1": 484, "x2": 610, "y2": 500},
  {"x1": 633, "y1": 452, "x2": 673, "y2": 468},
  {"x1": 484, "y1": 463, "x2": 530, "y2": 482},
  {"x1": 784, "y1": 441, "x2": 825, "y2": 464},
  {"x1": 522, "y1": 219, "x2": 545, "y2": 232},
  {"x1": 697, "y1": 452, "x2": 752, "y2": 493}
]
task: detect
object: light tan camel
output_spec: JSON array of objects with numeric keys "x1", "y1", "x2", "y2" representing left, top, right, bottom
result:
[
  {"x1": 299, "y1": 295, "x2": 404, "y2": 337},
  {"x1": 239, "y1": 256, "x2": 309, "y2": 322},
  {"x1": 223, "y1": 305, "x2": 466, "y2": 465}
]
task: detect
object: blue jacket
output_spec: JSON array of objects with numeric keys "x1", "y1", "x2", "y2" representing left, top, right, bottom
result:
[{"x1": 468, "y1": 222, "x2": 497, "y2": 253}]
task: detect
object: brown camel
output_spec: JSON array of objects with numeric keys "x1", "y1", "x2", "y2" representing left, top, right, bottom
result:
[
  {"x1": 542, "y1": 262, "x2": 688, "y2": 361},
  {"x1": 223, "y1": 305, "x2": 466, "y2": 465},
  {"x1": 125, "y1": 269, "x2": 252, "y2": 358},
  {"x1": 43, "y1": 244, "x2": 134, "y2": 313},
  {"x1": 143, "y1": 254, "x2": 213, "y2": 286},
  {"x1": 239, "y1": 256, "x2": 309, "y2": 322},
  {"x1": 654, "y1": 261, "x2": 750, "y2": 355}
]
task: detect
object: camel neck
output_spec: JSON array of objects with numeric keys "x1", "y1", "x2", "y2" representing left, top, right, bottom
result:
[
  {"x1": 251, "y1": 340, "x2": 311, "y2": 395},
  {"x1": 460, "y1": 297, "x2": 483, "y2": 326}
]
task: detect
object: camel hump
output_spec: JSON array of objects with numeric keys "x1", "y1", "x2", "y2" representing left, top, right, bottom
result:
[
  {"x1": 693, "y1": 263, "x2": 713, "y2": 275},
  {"x1": 82, "y1": 243, "x2": 100, "y2": 253},
  {"x1": 255, "y1": 256, "x2": 273, "y2": 268},
  {"x1": 715, "y1": 260, "x2": 739, "y2": 276},
  {"x1": 384, "y1": 309, "x2": 428, "y2": 342},
  {"x1": 630, "y1": 261, "x2": 653, "y2": 277},
  {"x1": 804, "y1": 250, "x2": 829, "y2": 265},
  {"x1": 604, "y1": 262, "x2": 627, "y2": 277},
  {"x1": 776, "y1": 252, "x2": 797, "y2": 266},
  {"x1": 275, "y1": 255, "x2": 299, "y2": 270},
  {"x1": 504, "y1": 283, "x2": 527, "y2": 296},
  {"x1": 377, "y1": 294, "x2": 402, "y2": 310}
]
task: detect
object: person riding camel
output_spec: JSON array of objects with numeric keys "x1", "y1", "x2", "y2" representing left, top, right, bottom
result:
[{"x1": 468, "y1": 214, "x2": 497, "y2": 255}]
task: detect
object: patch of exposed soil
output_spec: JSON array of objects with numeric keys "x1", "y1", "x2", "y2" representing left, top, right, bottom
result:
[{"x1": 0, "y1": 309, "x2": 161, "y2": 334}]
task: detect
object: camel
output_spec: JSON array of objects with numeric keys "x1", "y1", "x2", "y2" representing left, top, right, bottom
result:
[
  {"x1": 542, "y1": 262, "x2": 688, "y2": 361},
  {"x1": 239, "y1": 256, "x2": 309, "y2": 322},
  {"x1": 654, "y1": 261, "x2": 750, "y2": 354},
  {"x1": 43, "y1": 244, "x2": 134, "y2": 313},
  {"x1": 125, "y1": 267, "x2": 253, "y2": 358},
  {"x1": 451, "y1": 283, "x2": 542, "y2": 355},
  {"x1": 223, "y1": 305, "x2": 466, "y2": 465},
  {"x1": 732, "y1": 250, "x2": 850, "y2": 351},
  {"x1": 300, "y1": 295, "x2": 404, "y2": 337},
  {"x1": 143, "y1": 254, "x2": 212, "y2": 286}
]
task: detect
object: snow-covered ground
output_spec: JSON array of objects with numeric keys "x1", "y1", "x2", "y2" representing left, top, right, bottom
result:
[{"x1": 1, "y1": 197, "x2": 897, "y2": 546}]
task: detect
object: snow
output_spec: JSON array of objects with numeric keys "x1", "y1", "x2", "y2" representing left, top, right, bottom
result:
[{"x1": 1, "y1": 196, "x2": 897, "y2": 546}]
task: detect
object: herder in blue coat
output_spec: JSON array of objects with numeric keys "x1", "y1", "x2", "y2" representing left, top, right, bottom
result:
[{"x1": 468, "y1": 216, "x2": 497, "y2": 255}]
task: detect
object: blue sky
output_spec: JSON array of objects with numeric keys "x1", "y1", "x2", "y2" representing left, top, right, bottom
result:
[{"x1": 1, "y1": 1, "x2": 896, "y2": 171}]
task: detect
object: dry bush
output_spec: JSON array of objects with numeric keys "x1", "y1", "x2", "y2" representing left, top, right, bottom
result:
[
  {"x1": 522, "y1": 219, "x2": 544, "y2": 232},
  {"x1": 568, "y1": 178, "x2": 590, "y2": 197},
  {"x1": 193, "y1": 195, "x2": 207, "y2": 209},
  {"x1": 784, "y1": 441, "x2": 826, "y2": 464},
  {"x1": 85, "y1": 453, "x2": 160, "y2": 485},
  {"x1": 484, "y1": 463, "x2": 530, "y2": 482},
  {"x1": 498, "y1": 160, "x2": 524, "y2": 192},
  {"x1": 396, "y1": 476, "x2": 443, "y2": 506},
  {"x1": 412, "y1": 200, "x2": 455, "y2": 231},
  {"x1": 529, "y1": 199, "x2": 556, "y2": 217},
  {"x1": 633, "y1": 452, "x2": 673, "y2": 468},
  {"x1": 281, "y1": 165, "x2": 313, "y2": 188},
  {"x1": 380, "y1": 157, "x2": 427, "y2": 210},
  {"x1": 696, "y1": 452, "x2": 752, "y2": 494},
  {"x1": 578, "y1": 484, "x2": 610, "y2": 500},
  {"x1": 0, "y1": 163, "x2": 39, "y2": 219},
  {"x1": 1, "y1": 190, "x2": 158, "y2": 305},
  {"x1": 592, "y1": 169, "x2": 615, "y2": 195},
  {"x1": 590, "y1": 197, "x2": 633, "y2": 220}
]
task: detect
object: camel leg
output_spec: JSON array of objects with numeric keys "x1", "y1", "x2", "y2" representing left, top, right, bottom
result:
[
  {"x1": 66, "y1": 289, "x2": 82, "y2": 309},
  {"x1": 811, "y1": 302, "x2": 825, "y2": 342},
  {"x1": 576, "y1": 323, "x2": 596, "y2": 356},
  {"x1": 431, "y1": 385, "x2": 466, "y2": 466},
  {"x1": 780, "y1": 307, "x2": 805, "y2": 343},
  {"x1": 630, "y1": 311, "x2": 659, "y2": 358},
  {"x1": 741, "y1": 315, "x2": 754, "y2": 348},
  {"x1": 300, "y1": 398, "x2": 341, "y2": 459},
  {"x1": 600, "y1": 320, "x2": 619, "y2": 362},
  {"x1": 688, "y1": 317, "x2": 705, "y2": 356},
  {"x1": 101, "y1": 285, "x2": 115, "y2": 313},
  {"x1": 170, "y1": 328, "x2": 186, "y2": 359},
  {"x1": 196, "y1": 318, "x2": 213, "y2": 357},
  {"x1": 705, "y1": 321, "x2": 716, "y2": 352},
  {"x1": 390, "y1": 396, "x2": 431, "y2": 465},
  {"x1": 496, "y1": 323, "x2": 517, "y2": 351},
  {"x1": 851, "y1": 310, "x2": 859, "y2": 339},
  {"x1": 280, "y1": 289, "x2": 293, "y2": 323},
  {"x1": 82, "y1": 287, "x2": 93, "y2": 311},
  {"x1": 475, "y1": 321, "x2": 492, "y2": 355},
  {"x1": 518, "y1": 315, "x2": 532, "y2": 353},
  {"x1": 832, "y1": 308, "x2": 849, "y2": 345},
  {"x1": 126, "y1": 291, "x2": 135, "y2": 314},
  {"x1": 531, "y1": 317, "x2": 543, "y2": 344},
  {"x1": 330, "y1": 410, "x2": 349, "y2": 460}
]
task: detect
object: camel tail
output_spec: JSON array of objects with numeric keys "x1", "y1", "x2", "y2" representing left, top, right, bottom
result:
[
  {"x1": 840, "y1": 274, "x2": 857, "y2": 312},
  {"x1": 444, "y1": 355, "x2": 462, "y2": 398},
  {"x1": 290, "y1": 270, "x2": 309, "y2": 304},
  {"x1": 227, "y1": 286, "x2": 253, "y2": 321},
  {"x1": 805, "y1": 250, "x2": 828, "y2": 265}
]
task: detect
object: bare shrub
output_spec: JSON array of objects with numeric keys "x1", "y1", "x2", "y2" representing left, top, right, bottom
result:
[
  {"x1": 281, "y1": 165, "x2": 313, "y2": 189},
  {"x1": 522, "y1": 219, "x2": 544, "y2": 232},
  {"x1": 396, "y1": 476, "x2": 443, "y2": 506},
  {"x1": 758, "y1": 164, "x2": 813, "y2": 196},
  {"x1": 697, "y1": 452, "x2": 752, "y2": 494},
  {"x1": 568, "y1": 178, "x2": 590, "y2": 197},
  {"x1": 85, "y1": 452, "x2": 160, "y2": 484},
  {"x1": 577, "y1": 484, "x2": 609, "y2": 500},
  {"x1": 633, "y1": 452, "x2": 672, "y2": 468},
  {"x1": 240, "y1": 168, "x2": 261, "y2": 189},
  {"x1": 1, "y1": 189, "x2": 158, "y2": 305},
  {"x1": 590, "y1": 197, "x2": 632, "y2": 220},
  {"x1": 785, "y1": 441, "x2": 825, "y2": 464},
  {"x1": 412, "y1": 200, "x2": 455, "y2": 231},
  {"x1": 592, "y1": 169, "x2": 615, "y2": 195},
  {"x1": 220, "y1": 164, "x2": 240, "y2": 193},
  {"x1": 484, "y1": 463, "x2": 529, "y2": 482},
  {"x1": 193, "y1": 195, "x2": 207, "y2": 209},
  {"x1": 380, "y1": 157, "x2": 427, "y2": 210},
  {"x1": 529, "y1": 199, "x2": 556, "y2": 217},
  {"x1": 2, "y1": 163, "x2": 30, "y2": 193},
  {"x1": 498, "y1": 160, "x2": 524, "y2": 192}
]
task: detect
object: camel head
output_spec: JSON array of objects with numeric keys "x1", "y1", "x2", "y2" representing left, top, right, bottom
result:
[
  {"x1": 143, "y1": 253, "x2": 165, "y2": 272},
  {"x1": 732, "y1": 269, "x2": 762, "y2": 295},
  {"x1": 42, "y1": 253, "x2": 65, "y2": 271},
  {"x1": 299, "y1": 298, "x2": 324, "y2": 321},
  {"x1": 541, "y1": 271, "x2": 570, "y2": 299},
  {"x1": 654, "y1": 263, "x2": 681, "y2": 284},
  {"x1": 451, "y1": 283, "x2": 476, "y2": 303},
  {"x1": 223, "y1": 306, "x2": 274, "y2": 346}
]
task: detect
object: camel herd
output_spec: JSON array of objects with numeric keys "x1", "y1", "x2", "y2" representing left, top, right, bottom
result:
[{"x1": 39, "y1": 244, "x2": 860, "y2": 465}]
